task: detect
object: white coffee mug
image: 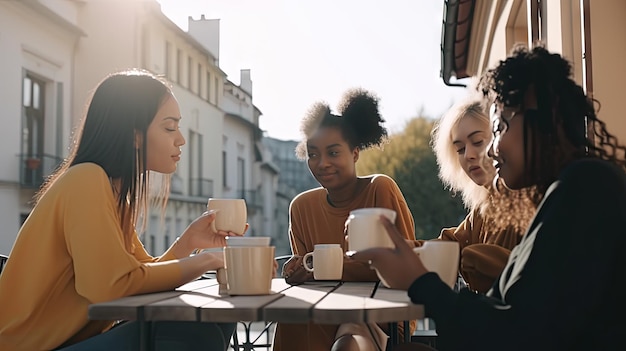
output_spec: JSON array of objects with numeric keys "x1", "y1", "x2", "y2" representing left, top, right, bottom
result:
[
  {"x1": 207, "y1": 198, "x2": 247, "y2": 235},
  {"x1": 225, "y1": 236, "x2": 271, "y2": 247},
  {"x1": 347, "y1": 208, "x2": 397, "y2": 252},
  {"x1": 223, "y1": 246, "x2": 275, "y2": 295},
  {"x1": 303, "y1": 244, "x2": 344, "y2": 280},
  {"x1": 413, "y1": 241, "x2": 460, "y2": 288},
  {"x1": 220, "y1": 236, "x2": 272, "y2": 295}
]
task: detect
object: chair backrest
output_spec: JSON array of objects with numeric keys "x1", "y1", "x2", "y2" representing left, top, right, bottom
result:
[{"x1": 0, "y1": 254, "x2": 8, "y2": 275}]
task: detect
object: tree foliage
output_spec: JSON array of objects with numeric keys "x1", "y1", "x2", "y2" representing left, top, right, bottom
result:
[{"x1": 356, "y1": 116, "x2": 466, "y2": 239}]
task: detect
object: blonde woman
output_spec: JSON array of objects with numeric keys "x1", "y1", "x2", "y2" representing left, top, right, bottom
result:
[{"x1": 429, "y1": 95, "x2": 536, "y2": 293}]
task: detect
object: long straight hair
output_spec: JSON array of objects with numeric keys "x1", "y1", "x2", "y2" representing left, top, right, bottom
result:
[{"x1": 35, "y1": 70, "x2": 173, "y2": 249}]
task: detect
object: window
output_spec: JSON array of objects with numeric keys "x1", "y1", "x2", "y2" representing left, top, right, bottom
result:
[
  {"x1": 150, "y1": 235, "x2": 156, "y2": 255},
  {"x1": 206, "y1": 72, "x2": 211, "y2": 102},
  {"x1": 149, "y1": 215, "x2": 159, "y2": 255},
  {"x1": 188, "y1": 56, "x2": 192, "y2": 90},
  {"x1": 177, "y1": 49, "x2": 183, "y2": 83},
  {"x1": 165, "y1": 41, "x2": 171, "y2": 78},
  {"x1": 189, "y1": 130, "x2": 210, "y2": 197},
  {"x1": 164, "y1": 217, "x2": 172, "y2": 253},
  {"x1": 197, "y1": 63, "x2": 202, "y2": 95},
  {"x1": 189, "y1": 131, "x2": 202, "y2": 179},
  {"x1": 214, "y1": 77, "x2": 219, "y2": 105},
  {"x1": 222, "y1": 150, "x2": 227, "y2": 187},
  {"x1": 22, "y1": 73, "x2": 46, "y2": 187},
  {"x1": 237, "y1": 157, "x2": 245, "y2": 198}
]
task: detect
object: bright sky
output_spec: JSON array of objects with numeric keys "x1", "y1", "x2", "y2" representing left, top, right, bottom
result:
[{"x1": 156, "y1": 0, "x2": 470, "y2": 141}]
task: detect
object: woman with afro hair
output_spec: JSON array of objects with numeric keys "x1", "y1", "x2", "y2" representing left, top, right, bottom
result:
[{"x1": 273, "y1": 89, "x2": 416, "y2": 351}]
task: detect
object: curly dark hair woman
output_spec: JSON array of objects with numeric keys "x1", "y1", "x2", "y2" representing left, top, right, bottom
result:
[
  {"x1": 479, "y1": 44, "x2": 626, "y2": 196},
  {"x1": 351, "y1": 45, "x2": 626, "y2": 351},
  {"x1": 295, "y1": 88, "x2": 388, "y2": 160}
]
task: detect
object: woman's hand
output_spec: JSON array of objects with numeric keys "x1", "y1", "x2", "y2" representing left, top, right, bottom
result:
[
  {"x1": 349, "y1": 216, "x2": 428, "y2": 290},
  {"x1": 177, "y1": 250, "x2": 225, "y2": 284},
  {"x1": 282, "y1": 255, "x2": 313, "y2": 285},
  {"x1": 216, "y1": 223, "x2": 249, "y2": 238},
  {"x1": 178, "y1": 211, "x2": 228, "y2": 253}
]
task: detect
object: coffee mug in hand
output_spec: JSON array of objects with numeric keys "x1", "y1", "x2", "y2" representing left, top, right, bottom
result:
[
  {"x1": 303, "y1": 244, "x2": 343, "y2": 280},
  {"x1": 207, "y1": 198, "x2": 247, "y2": 235},
  {"x1": 413, "y1": 241, "x2": 460, "y2": 288},
  {"x1": 223, "y1": 245, "x2": 275, "y2": 295},
  {"x1": 347, "y1": 208, "x2": 397, "y2": 252}
]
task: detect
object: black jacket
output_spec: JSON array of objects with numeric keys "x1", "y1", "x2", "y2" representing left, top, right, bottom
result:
[{"x1": 408, "y1": 159, "x2": 626, "y2": 350}]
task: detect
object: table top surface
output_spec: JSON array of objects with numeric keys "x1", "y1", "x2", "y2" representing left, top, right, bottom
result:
[{"x1": 88, "y1": 278, "x2": 424, "y2": 324}]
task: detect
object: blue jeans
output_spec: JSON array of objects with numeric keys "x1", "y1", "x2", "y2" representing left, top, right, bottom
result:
[{"x1": 57, "y1": 321, "x2": 236, "y2": 351}]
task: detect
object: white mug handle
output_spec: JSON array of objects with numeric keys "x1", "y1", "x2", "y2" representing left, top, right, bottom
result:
[{"x1": 303, "y1": 252, "x2": 314, "y2": 272}]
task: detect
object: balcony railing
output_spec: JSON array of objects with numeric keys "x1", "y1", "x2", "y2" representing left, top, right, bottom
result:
[
  {"x1": 19, "y1": 154, "x2": 63, "y2": 188},
  {"x1": 190, "y1": 178, "x2": 214, "y2": 198}
]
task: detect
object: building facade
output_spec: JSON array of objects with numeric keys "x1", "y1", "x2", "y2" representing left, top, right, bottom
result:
[
  {"x1": 263, "y1": 137, "x2": 319, "y2": 255},
  {"x1": 0, "y1": 0, "x2": 284, "y2": 256},
  {"x1": 0, "y1": 0, "x2": 81, "y2": 254},
  {"x1": 441, "y1": 0, "x2": 626, "y2": 141}
]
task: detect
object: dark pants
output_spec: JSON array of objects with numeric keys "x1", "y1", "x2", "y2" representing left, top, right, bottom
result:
[{"x1": 58, "y1": 321, "x2": 236, "y2": 351}]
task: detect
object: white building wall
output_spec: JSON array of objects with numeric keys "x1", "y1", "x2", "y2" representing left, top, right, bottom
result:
[
  {"x1": 71, "y1": 2, "x2": 230, "y2": 255},
  {"x1": 188, "y1": 16, "x2": 220, "y2": 62},
  {"x1": 221, "y1": 117, "x2": 255, "y2": 204},
  {"x1": 0, "y1": 1, "x2": 79, "y2": 254},
  {"x1": 221, "y1": 73, "x2": 267, "y2": 239},
  {"x1": 0, "y1": 0, "x2": 274, "y2": 257},
  {"x1": 171, "y1": 88, "x2": 224, "y2": 201}
]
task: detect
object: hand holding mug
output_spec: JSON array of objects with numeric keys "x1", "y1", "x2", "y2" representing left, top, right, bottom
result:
[
  {"x1": 207, "y1": 198, "x2": 248, "y2": 235},
  {"x1": 346, "y1": 208, "x2": 397, "y2": 252},
  {"x1": 350, "y1": 216, "x2": 428, "y2": 290},
  {"x1": 179, "y1": 211, "x2": 230, "y2": 252},
  {"x1": 215, "y1": 222, "x2": 249, "y2": 238},
  {"x1": 282, "y1": 255, "x2": 313, "y2": 285}
]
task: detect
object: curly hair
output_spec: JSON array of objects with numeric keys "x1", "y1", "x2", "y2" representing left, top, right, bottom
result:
[
  {"x1": 295, "y1": 88, "x2": 388, "y2": 159},
  {"x1": 479, "y1": 44, "x2": 626, "y2": 195}
]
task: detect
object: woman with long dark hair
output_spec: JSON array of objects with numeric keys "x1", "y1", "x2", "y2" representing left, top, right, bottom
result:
[{"x1": 0, "y1": 70, "x2": 236, "y2": 351}]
